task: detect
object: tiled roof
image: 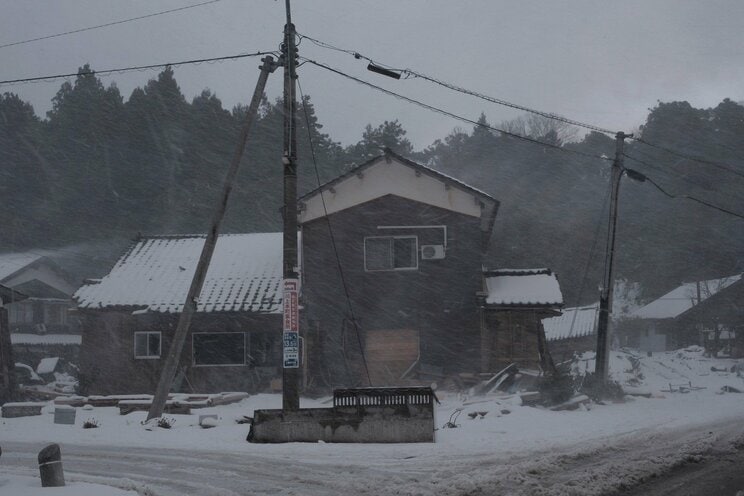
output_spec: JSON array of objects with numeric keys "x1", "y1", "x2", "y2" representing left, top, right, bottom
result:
[
  {"x1": 631, "y1": 273, "x2": 742, "y2": 320},
  {"x1": 74, "y1": 233, "x2": 283, "y2": 314},
  {"x1": 543, "y1": 304, "x2": 599, "y2": 341},
  {"x1": 0, "y1": 252, "x2": 43, "y2": 281},
  {"x1": 484, "y1": 268, "x2": 563, "y2": 307}
]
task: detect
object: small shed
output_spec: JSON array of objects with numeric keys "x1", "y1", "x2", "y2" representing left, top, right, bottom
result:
[
  {"x1": 479, "y1": 269, "x2": 563, "y2": 372},
  {"x1": 74, "y1": 233, "x2": 284, "y2": 395}
]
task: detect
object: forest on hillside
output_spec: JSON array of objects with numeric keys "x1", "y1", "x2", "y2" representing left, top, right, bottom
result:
[{"x1": 1, "y1": 66, "x2": 742, "y2": 304}]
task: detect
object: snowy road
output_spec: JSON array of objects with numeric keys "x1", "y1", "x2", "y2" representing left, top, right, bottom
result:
[{"x1": 3, "y1": 417, "x2": 744, "y2": 496}]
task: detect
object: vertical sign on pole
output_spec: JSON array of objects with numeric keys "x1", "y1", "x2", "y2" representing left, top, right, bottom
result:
[{"x1": 283, "y1": 279, "x2": 299, "y2": 368}]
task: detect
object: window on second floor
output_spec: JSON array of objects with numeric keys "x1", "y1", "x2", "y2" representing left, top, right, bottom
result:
[{"x1": 364, "y1": 236, "x2": 418, "y2": 271}]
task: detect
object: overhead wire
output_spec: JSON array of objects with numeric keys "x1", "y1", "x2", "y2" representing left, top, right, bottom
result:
[
  {"x1": 300, "y1": 32, "x2": 744, "y2": 184},
  {"x1": 0, "y1": 0, "x2": 222, "y2": 50},
  {"x1": 297, "y1": 32, "x2": 618, "y2": 135},
  {"x1": 297, "y1": 78, "x2": 373, "y2": 387},
  {"x1": 0, "y1": 50, "x2": 279, "y2": 88},
  {"x1": 623, "y1": 154, "x2": 744, "y2": 220},
  {"x1": 631, "y1": 136, "x2": 744, "y2": 180},
  {"x1": 301, "y1": 57, "x2": 613, "y2": 163}
]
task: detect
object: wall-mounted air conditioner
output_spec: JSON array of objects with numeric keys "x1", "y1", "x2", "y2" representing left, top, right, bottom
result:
[{"x1": 420, "y1": 244, "x2": 445, "y2": 260}]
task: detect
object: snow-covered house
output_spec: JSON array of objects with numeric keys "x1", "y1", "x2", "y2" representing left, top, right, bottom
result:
[
  {"x1": 1, "y1": 284, "x2": 28, "y2": 401},
  {"x1": 479, "y1": 269, "x2": 564, "y2": 371},
  {"x1": 74, "y1": 234, "x2": 284, "y2": 394},
  {"x1": 618, "y1": 273, "x2": 743, "y2": 353},
  {"x1": 0, "y1": 252, "x2": 78, "y2": 335},
  {"x1": 299, "y1": 149, "x2": 500, "y2": 386}
]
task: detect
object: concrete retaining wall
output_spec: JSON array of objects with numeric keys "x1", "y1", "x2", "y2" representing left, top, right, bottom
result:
[{"x1": 250, "y1": 405, "x2": 435, "y2": 443}]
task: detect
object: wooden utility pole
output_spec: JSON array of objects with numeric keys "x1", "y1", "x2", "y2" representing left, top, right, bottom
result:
[
  {"x1": 147, "y1": 55, "x2": 277, "y2": 421},
  {"x1": 595, "y1": 131, "x2": 631, "y2": 383},
  {"x1": 281, "y1": 0, "x2": 301, "y2": 411}
]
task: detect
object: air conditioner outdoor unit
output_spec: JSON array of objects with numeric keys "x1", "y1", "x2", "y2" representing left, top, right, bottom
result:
[{"x1": 420, "y1": 244, "x2": 445, "y2": 260}]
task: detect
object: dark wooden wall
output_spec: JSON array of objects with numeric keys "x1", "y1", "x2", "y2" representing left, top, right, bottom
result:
[
  {"x1": 78, "y1": 311, "x2": 281, "y2": 395},
  {"x1": 301, "y1": 195, "x2": 486, "y2": 387}
]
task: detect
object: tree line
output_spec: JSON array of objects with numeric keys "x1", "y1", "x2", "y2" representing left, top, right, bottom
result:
[{"x1": 1, "y1": 66, "x2": 742, "y2": 303}]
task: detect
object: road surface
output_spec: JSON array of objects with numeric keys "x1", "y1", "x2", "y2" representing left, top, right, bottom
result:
[{"x1": 2, "y1": 420, "x2": 744, "y2": 495}]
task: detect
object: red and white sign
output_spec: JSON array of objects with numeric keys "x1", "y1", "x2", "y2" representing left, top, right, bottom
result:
[{"x1": 283, "y1": 279, "x2": 299, "y2": 333}]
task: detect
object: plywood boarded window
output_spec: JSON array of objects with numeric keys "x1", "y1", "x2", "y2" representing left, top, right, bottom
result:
[{"x1": 364, "y1": 329, "x2": 419, "y2": 385}]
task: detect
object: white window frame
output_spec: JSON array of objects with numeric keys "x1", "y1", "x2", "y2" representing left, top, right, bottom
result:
[
  {"x1": 134, "y1": 331, "x2": 161, "y2": 359},
  {"x1": 192, "y1": 332, "x2": 247, "y2": 367},
  {"x1": 364, "y1": 235, "x2": 419, "y2": 272}
]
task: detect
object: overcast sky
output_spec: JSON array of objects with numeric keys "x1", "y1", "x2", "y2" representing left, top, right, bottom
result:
[{"x1": 1, "y1": 0, "x2": 743, "y2": 149}]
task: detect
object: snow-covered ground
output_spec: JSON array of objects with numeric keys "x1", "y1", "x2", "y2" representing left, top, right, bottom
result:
[
  {"x1": 0, "y1": 474, "x2": 137, "y2": 495},
  {"x1": 2, "y1": 347, "x2": 744, "y2": 495}
]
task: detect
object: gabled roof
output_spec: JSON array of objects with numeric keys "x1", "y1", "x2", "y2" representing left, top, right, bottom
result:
[
  {"x1": 0, "y1": 252, "x2": 43, "y2": 282},
  {"x1": 483, "y1": 268, "x2": 563, "y2": 307},
  {"x1": 74, "y1": 233, "x2": 283, "y2": 314},
  {"x1": 631, "y1": 273, "x2": 742, "y2": 320},
  {"x1": 0, "y1": 283, "x2": 27, "y2": 305},
  {"x1": 543, "y1": 304, "x2": 599, "y2": 341},
  {"x1": 299, "y1": 149, "x2": 499, "y2": 233}
]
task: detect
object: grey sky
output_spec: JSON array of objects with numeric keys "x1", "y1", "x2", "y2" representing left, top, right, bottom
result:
[{"x1": 1, "y1": 0, "x2": 743, "y2": 149}]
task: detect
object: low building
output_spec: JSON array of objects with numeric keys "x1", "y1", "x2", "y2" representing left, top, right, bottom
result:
[
  {"x1": 479, "y1": 269, "x2": 563, "y2": 371},
  {"x1": 74, "y1": 233, "x2": 284, "y2": 395},
  {"x1": 0, "y1": 252, "x2": 78, "y2": 335},
  {"x1": 618, "y1": 273, "x2": 742, "y2": 352}
]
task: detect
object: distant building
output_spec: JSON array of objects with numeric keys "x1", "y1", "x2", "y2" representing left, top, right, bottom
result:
[
  {"x1": 0, "y1": 252, "x2": 78, "y2": 335},
  {"x1": 618, "y1": 273, "x2": 743, "y2": 353}
]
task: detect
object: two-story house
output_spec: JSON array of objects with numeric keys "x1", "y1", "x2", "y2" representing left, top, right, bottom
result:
[{"x1": 299, "y1": 149, "x2": 499, "y2": 386}]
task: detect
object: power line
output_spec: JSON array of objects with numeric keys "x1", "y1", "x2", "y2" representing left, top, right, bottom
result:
[
  {"x1": 302, "y1": 57, "x2": 612, "y2": 163},
  {"x1": 632, "y1": 136, "x2": 744, "y2": 180},
  {"x1": 627, "y1": 146, "x2": 741, "y2": 205},
  {"x1": 299, "y1": 33, "x2": 744, "y2": 182},
  {"x1": 297, "y1": 32, "x2": 618, "y2": 136},
  {"x1": 0, "y1": 0, "x2": 221, "y2": 50},
  {"x1": 623, "y1": 154, "x2": 744, "y2": 220},
  {"x1": 0, "y1": 50, "x2": 278, "y2": 88}
]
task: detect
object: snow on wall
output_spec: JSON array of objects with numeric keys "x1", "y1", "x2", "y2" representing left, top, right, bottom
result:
[
  {"x1": 543, "y1": 304, "x2": 599, "y2": 341},
  {"x1": 73, "y1": 233, "x2": 284, "y2": 314},
  {"x1": 631, "y1": 273, "x2": 742, "y2": 320},
  {"x1": 484, "y1": 269, "x2": 563, "y2": 306}
]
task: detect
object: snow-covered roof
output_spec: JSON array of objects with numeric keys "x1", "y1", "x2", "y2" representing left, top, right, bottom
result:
[
  {"x1": 543, "y1": 304, "x2": 599, "y2": 341},
  {"x1": 74, "y1": 233, "x2": 284, "y2": 314},
  {"x1": 484, "y1": 268, "x2": 563, "y2": 307},
  {"x1": 0, "y1": 252, "x2": 43, "y2": 281},
  {"x1": 631, "y1": 273, "x2": 742, "y2": 320},
  {"x1": 11, "y1": 334, "x2": 82, "y2": 346}
]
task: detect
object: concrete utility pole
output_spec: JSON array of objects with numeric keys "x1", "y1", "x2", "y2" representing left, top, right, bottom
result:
[
  {"x1": 595, "y1": 131, "x2": 631, "y2": 383},
  {"x1": 147, "y1": 56, "x2": 277, "y2": 422},
  {"x1": 281, "y1": 0, "x2": 301, "y2": 411}
]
